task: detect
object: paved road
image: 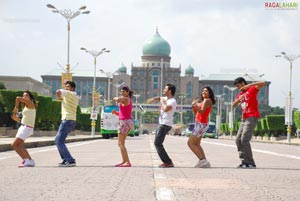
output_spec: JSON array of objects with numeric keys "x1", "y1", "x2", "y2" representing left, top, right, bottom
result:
[{"x1": 1, "y1": 135, "x2": 300, "y2": 201}]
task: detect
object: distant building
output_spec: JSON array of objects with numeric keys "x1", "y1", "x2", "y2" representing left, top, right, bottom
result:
[
  {"x1": 0, "y1": 75, "x2": 51, "y2": 96},
  {"x1": 41, "y1": 29, "x2": 270, "y2": 108},
  {"x1": 200, "y1": 73, "x2": 270, "y2": 105}
]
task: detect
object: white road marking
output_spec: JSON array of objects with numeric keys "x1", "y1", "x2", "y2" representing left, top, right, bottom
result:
[
  {"x1": 149, "y1": 136, "x2": 176, "y2": 201},
  {"x1": 0, "y1": 139, "x2": 103, "y2": 161},
  {"x1": 203, "y1": 140, "x2": 300, "y2": 160}
]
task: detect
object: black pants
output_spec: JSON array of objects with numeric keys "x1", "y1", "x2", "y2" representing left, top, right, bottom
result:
[{"x1": 154, "y1": 124, "x2": 172, "y2": 164}]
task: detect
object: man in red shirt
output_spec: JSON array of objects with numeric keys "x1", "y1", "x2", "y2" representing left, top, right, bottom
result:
[{"x1": 233, "y1": 77, "x2": 265, "y2": 168}]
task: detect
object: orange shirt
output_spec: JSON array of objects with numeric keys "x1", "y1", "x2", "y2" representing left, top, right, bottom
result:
[{"x1": 194, "y1": 102, "x2": 211, "y2": 123}]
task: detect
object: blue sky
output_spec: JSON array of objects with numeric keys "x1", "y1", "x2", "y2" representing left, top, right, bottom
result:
[{"x1": 1, "y1": 0, "x2": 300, "y2": 108}]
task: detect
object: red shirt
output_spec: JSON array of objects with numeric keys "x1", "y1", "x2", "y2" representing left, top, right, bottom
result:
[
  {"x1": 237, "y1": 86, "x2": 260, "y2": 119},
  {"x1": 194, "y1": 102, "x2": 211, "y2": 123}
]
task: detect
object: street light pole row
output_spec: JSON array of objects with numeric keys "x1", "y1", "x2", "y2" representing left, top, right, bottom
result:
[
  {"x1": 224, "y1": 85, "x2": 237, "y2": 138},
  {"x1": 47, "y1": 4, "x2": 90, "y2": 86},
  {"x1": 81, "y1": 48, "x2": 110, "y2": 137},
  {"x1": 275, "y1": 52, "x2": 300, "y2": 144}
]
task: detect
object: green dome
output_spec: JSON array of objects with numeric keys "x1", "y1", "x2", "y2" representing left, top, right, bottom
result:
[
  {"x1": 142, "y1": 29, "x2": 171, "y2": 56},
  {"x1": 185, "y1": 65, "x2": 194, "y2": 74},
  {"x1": 118, "y1": 63, "x2": 127, "y2": 73}
]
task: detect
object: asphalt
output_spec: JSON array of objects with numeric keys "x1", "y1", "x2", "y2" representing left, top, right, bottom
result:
[
  {"x1": 1, "y1": 133, "x2": 300, "y2": 152},
  {"x1": 0, "y1": 135, "x2": 102, "y2": 152}
]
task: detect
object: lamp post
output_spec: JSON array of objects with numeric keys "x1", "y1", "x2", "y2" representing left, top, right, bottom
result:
[
  {"x1": 215, "y1": 94, "x2": 224, "y2": 139},
  {"x1": 114, "y1": 82, "x2": 125, "y2": 97},
  {"x1": 160, "y1": 58, "x2": 164, "y2": 96},
  {"x1": 99, "y1": 69, "x2": 119, "y2": 101},
  {"x1": 275, "y1": 52, "x2": 300, "y2": 143},
  {"x1": 224, "y1": 85, "x2": 237, "y2": 138},
  {"x1": 81, "y1": 47, "x2": 110, "y2": 137},
  {"x1": 47, "y1": 4, "x2": 90, "y2": 87},
  {"x1": 133, "y1": 94, "x2": 140, "y2": 120},
  {"x1": 178, "y1": 94, "x2": 185, "y2": 123},
  {"x1": 244, "y1": 73, "x2": 265, "y2": 83}
]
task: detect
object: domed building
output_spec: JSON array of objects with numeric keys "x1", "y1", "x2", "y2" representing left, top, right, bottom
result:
[{"x1": 128, "y1": 29, "x2": 199, "y2": 103}]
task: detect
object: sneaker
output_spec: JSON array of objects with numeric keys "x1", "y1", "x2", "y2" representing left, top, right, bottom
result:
[
  {"x1": 159, "y1": 163, "x2": 174, "y2": 168},
  {"x1": 195, "y1": 159, "x2": 211, "y2": 168},
  {"x1": 17, "y1": 160, "x2": 25, "y2": 168},
  {"x1": 58, "y1": 160, "x2": 67, "y2": 166},
  {"x1": 237, "y1": 163, "x2": 256, "y2": 169},
  {"x1": 18, "y1": 159, "x2": 35, "y2": 168},
  {"x1": 59, "y1": 161, "x2": 76, "y2": 167}
]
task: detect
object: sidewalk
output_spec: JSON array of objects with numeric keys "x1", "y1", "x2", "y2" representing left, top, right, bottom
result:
[{"x1": 0, "y1": 135, "x2": 102, "y2": 152}]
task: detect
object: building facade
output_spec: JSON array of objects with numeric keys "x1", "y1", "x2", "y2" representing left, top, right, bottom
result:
[
  {"x1": 0, "y1": 76, "x2": 51, "y2": 96},
  {"x1": 41, "y1": 29, "x2": 270, "y2": 109}
]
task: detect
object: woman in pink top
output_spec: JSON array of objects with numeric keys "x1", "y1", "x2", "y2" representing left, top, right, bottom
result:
[
  {"x1": 112, "y1": 86, "x2": 134, "y2": 167},
  {"x1": 188, "y1": 86, "x2": 215, "y2": 168}
]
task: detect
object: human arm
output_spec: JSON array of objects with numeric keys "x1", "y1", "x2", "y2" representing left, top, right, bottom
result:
[
  {"x1": 113, "y1": 96, "x2": 130, "y2": 105},
  {"x1": 192, "y1": 98, "x2": 211, "y2": 114},
  {"x1": 233, "y1": 93, "x2": 245, "y2": 108},
  {"x1": 56, "y1": 89, "x2": 63, "y2": 100},
  {"x1": 112, "y1": 109, "x2": 119, "y2": 116},
  {"x1": 146, "y1": 96, "x2": 161, "y2": 104},
  {"x1": 240, "y1": 81, "x2": 265, "y2": 92}
]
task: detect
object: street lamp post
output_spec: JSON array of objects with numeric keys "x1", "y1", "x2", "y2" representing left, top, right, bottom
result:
[
  {"x1": 81, "y1": 47, "x2": 110, "y2": 137},
  {"x1": 215, "y1": 94, "x2": 224, "y2": 139},
  {"x1": 114, "y1": 82, "x2": 125, "y2": 97},
  {"x1": 224, "y1": 85, "x2": 237, "y2": 138},
  {"x1": 99, "y1": 70, "x2": 112, "y2": 101},
  {"x1": 133, "y1": 94, "x2": 140, "y2": 120},
  {"x1": 178, "y1": 94, "x2": 185, "y2": 124},
  {"x1": 244, "y1": 73, "x2": 265, "y2": 83},
  {"x1": 276, "y1": 52, "x2": 300, "y2": 144},
  {"x1": 47, "y1": 4, "x2": 90, "y2": 86},
  {"x1": 160, "y1": 58, "x2": 164, "y2": 96}
]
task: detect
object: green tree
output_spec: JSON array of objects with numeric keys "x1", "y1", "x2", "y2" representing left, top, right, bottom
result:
[{"x1": 0, "y1": 82, "x2": 6, "y2": 90}]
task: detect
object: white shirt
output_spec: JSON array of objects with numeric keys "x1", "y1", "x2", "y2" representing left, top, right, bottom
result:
[{"x1": 159, "y1": 97, "x2": 177, "y2": 126}]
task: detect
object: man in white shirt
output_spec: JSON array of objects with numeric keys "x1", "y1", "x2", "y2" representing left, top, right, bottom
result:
[{"x1": 147, "y1": 84, "x2": 177, "y2": 168}]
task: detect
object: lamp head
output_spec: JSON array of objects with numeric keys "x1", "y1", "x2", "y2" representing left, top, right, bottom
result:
[{"x1": 46, "y1": 4, "x2": 56, "y2": 9}]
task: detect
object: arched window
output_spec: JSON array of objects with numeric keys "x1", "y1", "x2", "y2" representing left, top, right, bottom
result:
[
  {"x1": 152, "y1": 70, "x2": 160, "y2": 90},
  {"x1": 186, "y1": 82, "x2": 193, "y2": 99}
]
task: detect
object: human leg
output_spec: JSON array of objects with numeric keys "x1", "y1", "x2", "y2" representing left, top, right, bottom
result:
[
  {"x1": 240, "y1": 117, "x2": 258, "y2": 165},
  {"x1": 115, "y1": 119, "x2": 133, "y2": 167},
  {"x1": 55, "y1": 120, "x2": 76, "y2": 163},
  {"x1": 235, "y1": 122, "x2": 244, "y2": 162},
  {"x1": 187, "y1": 135, "x2": 205, "y2": 159},
  {"x1": 154, "y1": 125, "x2": 172, "y2": 164},
  {"x1": 115, "y1": 133, "x2": 131, "y2": 167},
  {"x1": 11, "y1": 138, "x2": 26, "y2": 159}
]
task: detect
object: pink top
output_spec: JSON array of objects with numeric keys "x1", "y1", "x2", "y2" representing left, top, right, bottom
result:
[{"x1": 118, "y1": 98, "x2": 132, "y2": 120}]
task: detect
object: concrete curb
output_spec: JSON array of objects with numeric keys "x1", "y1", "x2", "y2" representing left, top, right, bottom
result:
[{"x1": 0, "y1": 136, "x2": 103, "y2": 152}]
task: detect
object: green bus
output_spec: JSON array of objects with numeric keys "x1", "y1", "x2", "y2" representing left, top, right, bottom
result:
[{"x1": 100, "y1": 105, "x2": 139, "y2": 138}]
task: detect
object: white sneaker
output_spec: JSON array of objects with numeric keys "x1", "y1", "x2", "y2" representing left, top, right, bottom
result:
[
  {"x1": 195, "y1": 159, "x2": 211, "y2": 168},
  {"x1": 19, "y1": 159, "x2": 35, "y2": 168}
]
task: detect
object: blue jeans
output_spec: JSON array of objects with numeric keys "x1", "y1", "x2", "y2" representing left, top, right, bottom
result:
[
  {"x1": 154, "y1": 124, "x2": 172, "y2": 164},
  {"x1": 55, "y1": 120, "x2": 76, "y2": 163}
]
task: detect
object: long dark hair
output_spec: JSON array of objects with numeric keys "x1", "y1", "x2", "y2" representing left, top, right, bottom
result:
[
  {"x1": 201, "y1": 86, "x2": 216, "y2": 105},
  {"x1": 25, "y1": 90, "x2": 37, "y2": 108},
  {"x1": 121, "y1": 86, "x2": 133, "y2": 98}
]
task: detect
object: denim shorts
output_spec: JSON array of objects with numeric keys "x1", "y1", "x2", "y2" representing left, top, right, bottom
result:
[
  {"x1": 192, "y1": 122, "x2": 209, "y2": 138},
  {"x1": 118, "y1": 119, "x2": 134, "y2": 134}
]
